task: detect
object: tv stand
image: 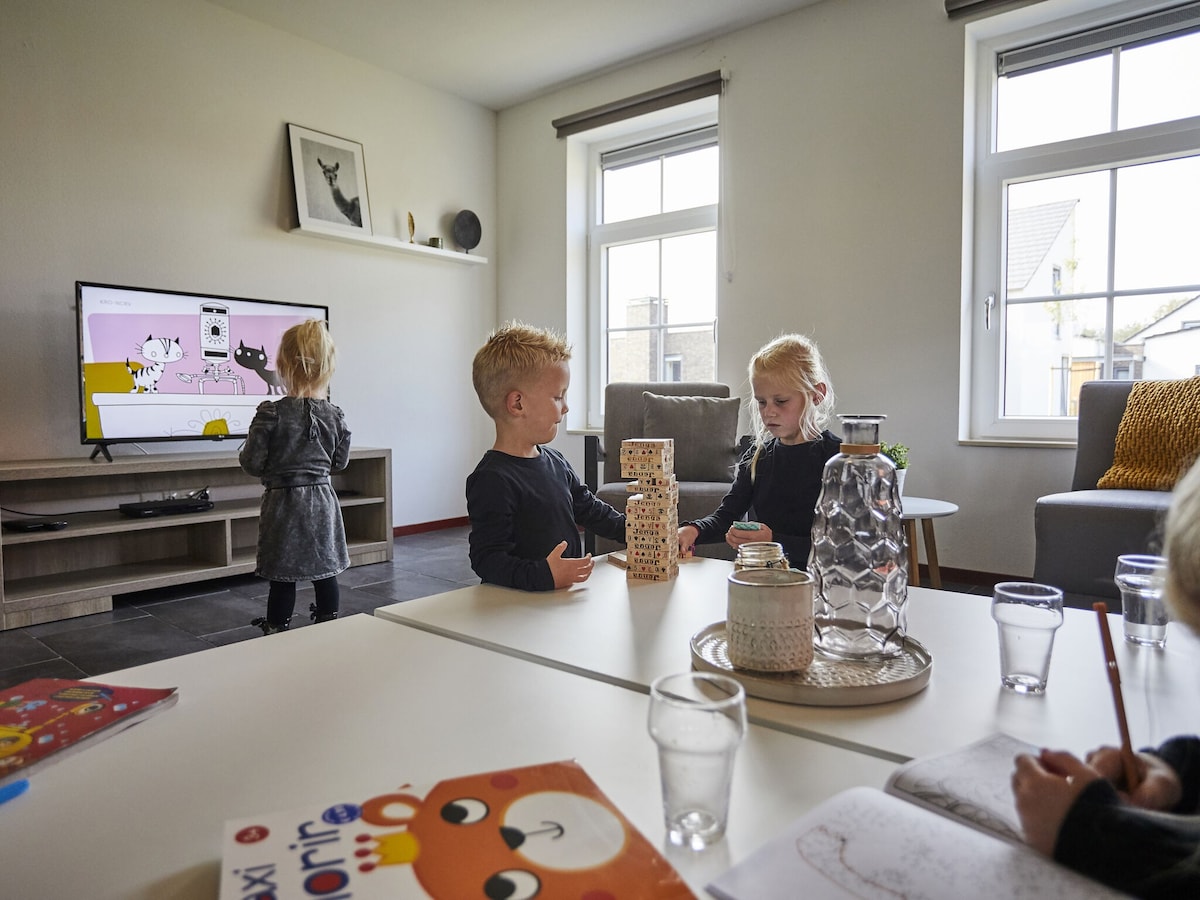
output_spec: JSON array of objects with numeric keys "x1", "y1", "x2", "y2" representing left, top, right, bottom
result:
[
  {"x1": 0, "y1": 448, "x2": 392, "y2": 630},
  {"x1": 89, "y1": 444, "x2": 113, "y2": 463}
]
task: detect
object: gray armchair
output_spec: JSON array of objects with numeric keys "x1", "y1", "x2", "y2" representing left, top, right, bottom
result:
[
  {"x1": 1033, "y1": 381, "x2": 1172, "y2": 608},
  {"x1": 583, "y1": 382, "x2": 746, "y2": 559}
]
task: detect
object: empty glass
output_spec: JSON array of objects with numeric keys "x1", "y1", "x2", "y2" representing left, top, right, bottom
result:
[
  {"x1": 647, "y1": 672, "x2": 746, "y2": 850},
  {"x1": 991, "y1": 582, "x2": 1063, "y2": 694},
  {"x1": 1115, "y1": 554, "x2": 1169, "y2": 648}
]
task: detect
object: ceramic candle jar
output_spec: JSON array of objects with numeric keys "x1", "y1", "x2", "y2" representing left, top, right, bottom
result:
[{"x1": 726, "y1": 568, "x2": 815, "y2": 672}]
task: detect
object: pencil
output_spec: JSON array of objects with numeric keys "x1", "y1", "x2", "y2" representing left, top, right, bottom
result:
[{"x1": 1093, "y1": 601, "x2": 1141, "y2": 791}]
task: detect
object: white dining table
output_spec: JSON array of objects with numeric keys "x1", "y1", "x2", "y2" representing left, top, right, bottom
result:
[
  {"x1": 374, "y1": 556, "x2": 1200, "y2": 763},
  {"x1": 0, "y1": 613, "x2": 896, "y2": 900}
]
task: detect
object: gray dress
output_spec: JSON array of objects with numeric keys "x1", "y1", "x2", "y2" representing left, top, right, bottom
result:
[{"x1": 239, "y1": 397, "x2": 351, "y2": 582}]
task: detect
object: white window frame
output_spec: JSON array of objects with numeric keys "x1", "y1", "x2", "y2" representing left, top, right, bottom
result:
[
  {"x1": 962, "y1": 0, "x2": 1200, "y2": 444},
  {"x1": 580, "y1": 106, "x2": 719, "y2": 429}
]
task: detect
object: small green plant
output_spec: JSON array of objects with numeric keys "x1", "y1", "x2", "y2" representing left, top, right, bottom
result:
[{"x1": 880, "y1": 441, "x2": 909, "y2": 470}]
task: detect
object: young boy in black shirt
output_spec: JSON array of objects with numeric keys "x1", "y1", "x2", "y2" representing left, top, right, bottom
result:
[{"x1": 467, "y1": 322, "x2": 625, "y2": 591}]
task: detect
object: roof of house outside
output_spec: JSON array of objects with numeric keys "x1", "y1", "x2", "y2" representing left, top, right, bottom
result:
[{"x1": 1006, "y1": 199, "x2": 1077, "y2": 292}]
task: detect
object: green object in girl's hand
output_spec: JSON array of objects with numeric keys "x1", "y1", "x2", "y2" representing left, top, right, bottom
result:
[{"x1": 733, "y1": 521, "x2": 762, "y2": 530}]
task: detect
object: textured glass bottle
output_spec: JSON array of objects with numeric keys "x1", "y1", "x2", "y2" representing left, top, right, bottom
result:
[{"x1": 809, "y1": 415, "x2": 909, "y2": 659}]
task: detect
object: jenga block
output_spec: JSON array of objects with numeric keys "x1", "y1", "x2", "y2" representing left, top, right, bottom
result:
[
  {"x1": 621, "y1": 438, "x2": 673, "y2": 450},
  {"x1": 626, "y1": 564, "x2": 679, "y2": 582},
  {"x1": 628, "y1": 545, "x2": 677, "y2": 560}
]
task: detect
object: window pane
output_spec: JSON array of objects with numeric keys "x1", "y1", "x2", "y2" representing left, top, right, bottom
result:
[
  {"x1": 661, "y1": 231, "x2": 717, "y2": 323},
  {"x1": 663, "y1": 146, "x2": 719, "y2": 212},
  {"x1": 608, "y1": 329, "x2": 661, "y2": 383},
  {"x1": 665, "y1": 325, "x2": 716, "y2": 381},
  {"x1": 603, "y1": 160, "x2": 661, "y2": 223},
  {"x1": 1004, "y1": 297, "x2": 1107, "y2": 417},
  {"x1": 1007, "y1": 172, "x2": 1109, "y2": 299},
  {"x1": 1114, "y1": 155, "x2": 1200, "y2": 291},
  {"x1": 606, "y1": 241, "x2": 660, "y2": 329},
  {"x1": 1114, "y1": 291, "x2": 1200, "y2": 381},
  {"x1": 996, "y1": 55, "x2": 1112, "y2": 151},
  {"x1": 1119, "y1": 32, "x2": 1200, "y2": 131}
]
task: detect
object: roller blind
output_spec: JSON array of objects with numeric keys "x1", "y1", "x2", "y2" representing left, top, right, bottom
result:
[
  {"x1": 997, "y1": 1, "x2": 1200, "y2": 77},
  {"x1": 945, "y1": 0, "x2": 1046, "y2": 19},
  {"x1": 552, "y1": 71, "x2": 724, "y2": 139},
  {"x1": 599, "y1": 126, "x2": 718, "y2": 171}
]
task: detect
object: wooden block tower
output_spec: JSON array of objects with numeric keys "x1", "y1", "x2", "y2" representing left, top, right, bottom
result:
[{"x1": 620, "y1": 438, "x2": 680, "y2": 582}]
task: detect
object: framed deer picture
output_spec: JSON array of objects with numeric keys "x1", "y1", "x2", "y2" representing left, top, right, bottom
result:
[{"x1": 287, "y1": 124, "x2": 373, "y2": 236}]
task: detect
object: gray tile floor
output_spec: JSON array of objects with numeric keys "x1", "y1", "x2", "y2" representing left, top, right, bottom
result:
[{"x1": 0, "y1": 526, "x2": 475, "y2": 690}]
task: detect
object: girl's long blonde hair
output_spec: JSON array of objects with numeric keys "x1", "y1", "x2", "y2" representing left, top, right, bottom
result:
[
  {"x1": 277, "y1": 319, "x2": 337, "y2": 398},
  {"x1": 1165, "y1": 458, "x2": 1200, "y2": 634},
  {"x1": 746, "y1": 333, "x2": 835, "y2": 480}
]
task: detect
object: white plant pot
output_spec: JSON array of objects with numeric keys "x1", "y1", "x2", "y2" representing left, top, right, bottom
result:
[{"x1": 896, "y1": 468, "x2": 907, "y2": 497}]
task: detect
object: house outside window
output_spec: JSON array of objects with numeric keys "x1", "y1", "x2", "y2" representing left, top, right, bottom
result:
[
  {"x1": 964, "y1": 2, "x2": 1200, "y2": 441},
  {"x1": 587, "y1": 124, "x2": 718, "y2": 422}
]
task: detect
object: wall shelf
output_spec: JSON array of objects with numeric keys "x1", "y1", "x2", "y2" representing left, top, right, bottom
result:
[
  {"x1": 0, "y1": 448, "x2": 393, "y2": 629},
  {"x1": 291, "y1": 225, "x2": 487, "y2": 265}
]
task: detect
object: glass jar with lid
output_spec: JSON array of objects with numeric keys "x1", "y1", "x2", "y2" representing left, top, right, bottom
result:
[{"x1": 734, "y1": 541, "x2": 790, "y2": 571}]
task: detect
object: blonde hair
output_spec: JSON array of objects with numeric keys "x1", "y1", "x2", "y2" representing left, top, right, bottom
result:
[
  {"x1": 276, "y1": 319, "x2": 336, "y2": 397},
  {"x1": 472, "y1": 321, "x2": 571, "y2": 418},
  {"x1": 1165, "y1": 458, "x2": 1200, "y2": 634},
  {"x1": 746, "y1": 331, "x2": 835, "y2": 452}
]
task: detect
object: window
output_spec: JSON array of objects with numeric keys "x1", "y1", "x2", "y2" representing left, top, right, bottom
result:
[
  {"x1": 587, "y1": 124, "x2": 719, "y2": 423},
  {"x1": 965, "y1": 1, "x2": 1200, "y2": 441}
]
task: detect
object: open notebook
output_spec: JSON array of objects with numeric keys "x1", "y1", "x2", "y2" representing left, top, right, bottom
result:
[{"x1": 708, "y1": 733, "x2": 1129, "y2": 900}]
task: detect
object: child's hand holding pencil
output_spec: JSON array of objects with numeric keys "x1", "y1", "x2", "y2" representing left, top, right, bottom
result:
[{"x1": 1084, "y1": 745, "x2": 1185, "y2": 810}]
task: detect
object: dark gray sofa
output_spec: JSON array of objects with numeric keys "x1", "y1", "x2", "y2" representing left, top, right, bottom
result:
[
  {"x1": 583, "y1": 382, "x2": 745, "y2": 560},
  {"x1": 1033, "y1": 380, "x2": 1172, "y2": 608}
]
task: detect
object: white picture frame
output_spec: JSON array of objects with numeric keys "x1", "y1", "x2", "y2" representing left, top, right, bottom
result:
[{"x1": 287, "y1": 123, "x2": 372, "y2": 236}]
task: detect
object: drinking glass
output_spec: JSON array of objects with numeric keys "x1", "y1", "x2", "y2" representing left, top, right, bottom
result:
[
  {"x1": 991, "y1": 582, "x2": 1063, "y2": 694},
  {"x1": 647, "y1": 672, "x2": 746, "y2": 850},
  {"x1": 1115, "y1": 554, "x2": 1169, "y2": 648}
]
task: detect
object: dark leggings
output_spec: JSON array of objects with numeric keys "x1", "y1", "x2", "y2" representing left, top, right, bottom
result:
[{"x1": 266, "y1": 576, "x2": 340, "y2": 626}]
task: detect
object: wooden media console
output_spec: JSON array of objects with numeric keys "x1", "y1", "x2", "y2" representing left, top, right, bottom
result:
[{"x1": 0, "y1": 448, "x2": 392, "y2": 630}]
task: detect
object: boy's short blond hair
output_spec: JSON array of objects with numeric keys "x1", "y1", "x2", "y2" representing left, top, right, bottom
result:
[
  {"x1": 472, "y1": 322, "x2": 571, "y2": 418},
  {"x1": 1165, "y1": 458, "x2": 1200, "y2": 633},
  {"x1": 277, "y1": 319, "x2": 336, "y2": 396}
]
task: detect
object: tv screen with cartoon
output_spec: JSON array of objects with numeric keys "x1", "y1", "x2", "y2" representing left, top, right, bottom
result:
[{"x1": 76, "y1": 281, "x2": 329, "y2": 450}]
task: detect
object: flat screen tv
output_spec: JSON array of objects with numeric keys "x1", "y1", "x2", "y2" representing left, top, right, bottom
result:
[{"x1": 76, "y1": 281, "x2": 329, "y2": 459}]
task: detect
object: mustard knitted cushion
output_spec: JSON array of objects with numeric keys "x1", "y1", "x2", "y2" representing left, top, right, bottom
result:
[{"x1": 1097, "y1": 377, "x2": 1200, "y2": 491}]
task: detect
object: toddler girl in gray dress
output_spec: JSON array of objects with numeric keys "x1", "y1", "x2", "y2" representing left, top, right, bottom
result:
[{"x1": 240, "y1": 319, "x2": 351, "y2": 634}]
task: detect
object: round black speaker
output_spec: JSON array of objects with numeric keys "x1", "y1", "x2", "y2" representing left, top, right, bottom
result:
[{"x1": 453, "y1": 209, "x2": 482, "y2": 252}]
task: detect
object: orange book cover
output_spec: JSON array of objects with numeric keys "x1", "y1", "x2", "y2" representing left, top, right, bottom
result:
[
  {"x1": 0, "y1": 677, "x2": 179, "y2": 788},
  {"x1": 219, "y1": 758, "x2": 695, "y2": 898}
]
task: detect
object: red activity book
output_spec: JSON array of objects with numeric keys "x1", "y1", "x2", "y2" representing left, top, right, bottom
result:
[{"x1": 0, "y1": 677, "x2": 178, "y2": 788}]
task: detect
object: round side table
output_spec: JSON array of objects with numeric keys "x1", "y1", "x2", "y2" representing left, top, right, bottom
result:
[{"x1": 900, "y1": 496, "x2": 959, "y2": 589}]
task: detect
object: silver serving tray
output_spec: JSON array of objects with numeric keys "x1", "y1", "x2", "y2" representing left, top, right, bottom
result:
[{"x1": 690, "y1": 621, "x2": 932, "y2": 707}]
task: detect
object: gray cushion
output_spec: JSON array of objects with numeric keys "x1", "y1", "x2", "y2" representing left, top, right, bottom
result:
[{"x1": 642, "y1": 392, "x2": 741, "y2": 482}]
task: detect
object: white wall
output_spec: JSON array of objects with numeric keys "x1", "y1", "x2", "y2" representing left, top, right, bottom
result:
[
  {"x1": 0, "y1": 0, "x2": 497, "y2": 527},
  {"x1": 498, "y1": 0, "x2": 1078, "y2": 577}
]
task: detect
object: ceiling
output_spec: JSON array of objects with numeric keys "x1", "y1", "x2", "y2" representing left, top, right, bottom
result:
[{"x1": 209, "y1": 0, "x2": 825, "y2": 110}]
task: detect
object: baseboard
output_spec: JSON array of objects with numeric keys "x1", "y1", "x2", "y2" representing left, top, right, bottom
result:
[{"x1": 393, "y1": 516, "x2": 469, "y2": 537}]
